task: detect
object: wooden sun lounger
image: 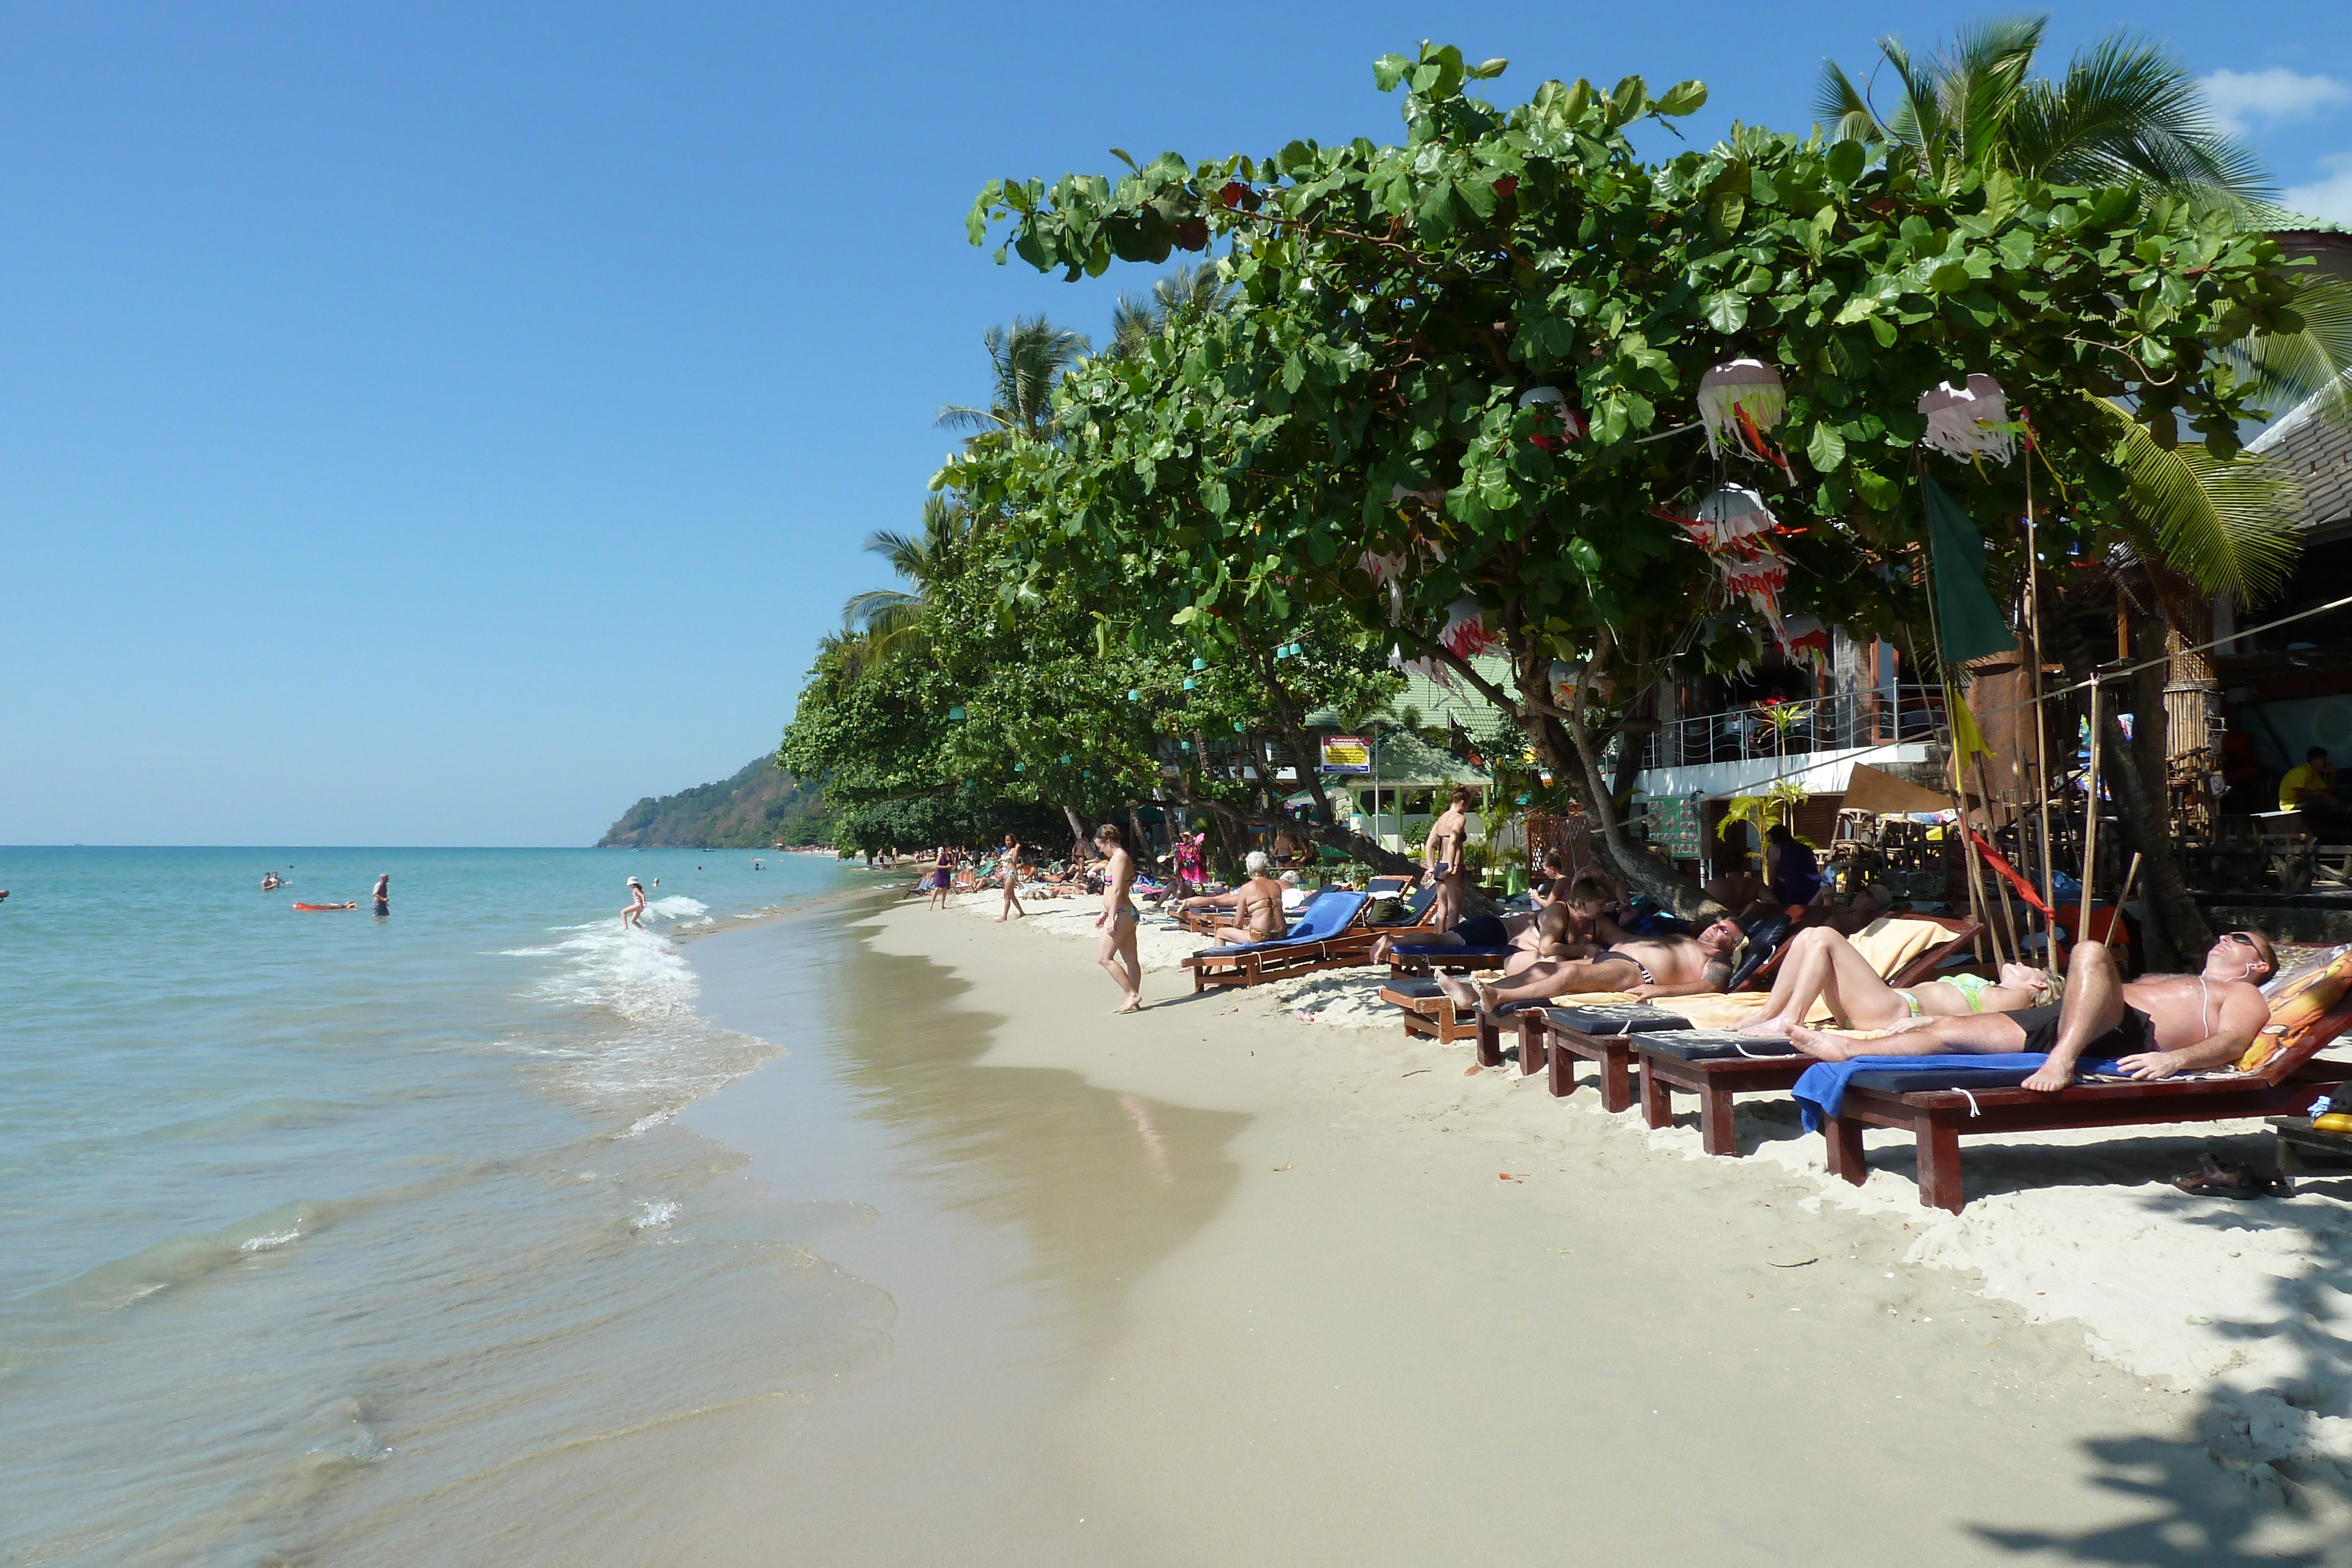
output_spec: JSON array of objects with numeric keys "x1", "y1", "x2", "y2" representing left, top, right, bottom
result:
[
  {"x1": 1819, "y1": 964, "x2": 2352, "y2": 1211},
  {"x1": 1626, "y1": 914, "x2": 1985, "y2": 1154},
  {"x1": 1496, "y1": 915, "x2": 1984, "y2": 1141},
  {"x1": 1184, "y1": 892, "x2": 1373, "y2": 991}
]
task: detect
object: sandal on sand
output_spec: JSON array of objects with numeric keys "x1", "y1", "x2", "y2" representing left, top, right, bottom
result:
[{"x1": 2170, "y1": 1149, "x2": 2277, "y2": 1201}]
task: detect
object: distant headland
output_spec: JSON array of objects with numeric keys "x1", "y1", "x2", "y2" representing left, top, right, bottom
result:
[{"x1": 596, "y1": 754, "x2": 834, "y2": 849}]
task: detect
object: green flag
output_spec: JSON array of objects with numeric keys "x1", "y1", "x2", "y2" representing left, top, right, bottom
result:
[{"x1": 1922, "y1": 477, "x2": 2017, "y2": 665}]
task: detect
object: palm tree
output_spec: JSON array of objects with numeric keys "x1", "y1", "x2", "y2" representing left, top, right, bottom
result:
[
  {"x1": 840, "y1": 494, "x2": 971, "y2": 664},
  {"x1": 1815, "y1": 15, "x2": 2267, "y2": 202},
  {"x1": 936, "y1": 315, "x2": 1091, "y2": 441},
  {"x1": 1109, "y1": 262, "x2": 1236, "y2": 357}
]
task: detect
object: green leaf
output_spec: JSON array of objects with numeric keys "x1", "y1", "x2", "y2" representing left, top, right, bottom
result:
[
  {"x1": 1373, "y1": 54, "x2": 1411, "y2": 92},
  {"x1": 1806, "y1": 422, "x2": 1847, "y2": 472},
  {"x1": 1702, "y1": 291, "x2": 1749, "y2": 333},
  {"x1": 1607, "y1": 75, "x2": 1647, "y2": 126},
  {"x1": 1825, "y1": 139, "x2": 1865, "y2": 185},
  {"x1": 1170, "y1": 606, "x2": 1200, "y2": 626},
  {"x1": 1469, "y1": 58, "x2": 1509, "y2": 79},
  {"x1": 1654, "y1": 79, "x2": 1708, "y2": 117}
]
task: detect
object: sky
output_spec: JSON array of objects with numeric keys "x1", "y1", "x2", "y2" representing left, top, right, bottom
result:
[{"x1": 6, "y1": 1, "x2": 2350, "y2": 845}]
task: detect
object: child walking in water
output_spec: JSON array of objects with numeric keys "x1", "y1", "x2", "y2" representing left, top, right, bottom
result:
[{"x1": 1093, "y1": 823, "x2": 1142, "y2": 1014}]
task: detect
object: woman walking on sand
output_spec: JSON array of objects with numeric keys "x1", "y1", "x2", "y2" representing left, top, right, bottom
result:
[
  {"x1": 928, "y1": 845, "x2": 954, "y2": 910},
  {"x1": 622, "y1": 877, "x2": 647, "y2": 930},
  {"x1": 997, "y1": 834, "x2": 1027, "y2": 922},
  {"x1": 1093, "y1": 823, "x2": 1142, "y2": 1014}
]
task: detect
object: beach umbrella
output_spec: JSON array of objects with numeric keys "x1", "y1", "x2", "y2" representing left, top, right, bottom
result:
[
  {"x1": 1517, "y1": 386, "x2": 1585, "y2": 452},
  {"x1": 1917, "y1": 374, "x2": 2018, "y2": 464},
  {"x1": 1695, "y1": 358, "x2": 1786, "y2": 460}
]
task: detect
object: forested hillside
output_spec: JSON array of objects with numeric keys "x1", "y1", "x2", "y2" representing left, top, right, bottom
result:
[{"x1": 597, "y1": 755, "x2": 834, "y2": 848}]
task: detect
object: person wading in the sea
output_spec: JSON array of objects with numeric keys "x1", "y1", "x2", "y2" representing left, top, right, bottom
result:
[
  {"x1": 622, "y1": 877, "x2": 647, "y2": 930},
  {"x1": 372, "y1": 874, "x2": 390, "y2": 918}
]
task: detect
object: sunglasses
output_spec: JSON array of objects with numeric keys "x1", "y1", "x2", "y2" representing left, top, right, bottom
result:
[{"x1": 2221, "y1": 931, "x2": 2261, "y2": 948}]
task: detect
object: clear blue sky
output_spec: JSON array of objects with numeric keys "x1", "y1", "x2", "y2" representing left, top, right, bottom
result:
[{"x1": 6, "y1": 1, "x2": 2347, "y2": 845}]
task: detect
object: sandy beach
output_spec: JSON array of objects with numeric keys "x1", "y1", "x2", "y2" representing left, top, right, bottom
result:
[{"x1": 658, "y1": 888, "x2": 2352, "y2": 1564}]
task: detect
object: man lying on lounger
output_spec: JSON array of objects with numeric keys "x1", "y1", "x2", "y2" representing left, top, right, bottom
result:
[
  {"x1": 1787, "y1": 929, "x2": 2280, "y2": 1092},
  {"x1": 1431, "y1": 915, "x2": 1748, "y2": 1013},
  {"x1": 1738, "y1": 925, "x2": 2052, "y2": 1037},
  {"x1": 1371, "y1": 877, "x2": 1609, "y2": 974}
]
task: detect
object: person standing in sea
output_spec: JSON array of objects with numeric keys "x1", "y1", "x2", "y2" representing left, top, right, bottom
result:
[
  {"x1": 372, "y1": 873, "x2": 390, "y2": 917},
  {"x1": 996, "y1": 834, "x2": 1027, "y2": 922},
  {"x1": 1094, "y1": 823, "x2": 1142, "y2": 1013},
  {"x1": 622, "y1": 877, "x2": 647, "y2": 930}
]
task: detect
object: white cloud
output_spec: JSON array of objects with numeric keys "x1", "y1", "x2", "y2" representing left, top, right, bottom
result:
[
  {"x1": 2283, "y1": 152, "x2": 2352, "y2": 225},
  {"x1": 2200, "y1": 68, "x2": 2349, "y2": 136}
]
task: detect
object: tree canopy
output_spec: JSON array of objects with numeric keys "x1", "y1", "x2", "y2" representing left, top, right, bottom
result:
[{"x1": 950, "y1": 42, "x2": 2312, "y2": 905}]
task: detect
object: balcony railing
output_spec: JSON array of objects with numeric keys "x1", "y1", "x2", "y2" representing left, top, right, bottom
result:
[{"x1": 1631, "y1": 685, "x2": 1948, "y2": 773}]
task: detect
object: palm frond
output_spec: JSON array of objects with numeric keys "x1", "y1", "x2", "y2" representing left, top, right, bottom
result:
[
  {"x1": 2009, "y1": 31, "x2": 2271, "y2": 198},
  {"x1": 842, "y1": 588, "x2": 921, "y2": 634},
  {"x1": 2098, "y1": 397, "x2": 2303, "y2": 601},
  {"x1": 1812, "y1": 58, "x2": 1887, "y2": 142},
  {"x1": 2223, "y1": 275, "x2": 2352, "y2": 427}
]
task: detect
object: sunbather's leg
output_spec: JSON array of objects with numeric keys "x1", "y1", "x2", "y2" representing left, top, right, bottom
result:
[
  {"x1": 1432, "y1": 957, "x2": 1638, "y2": 1013},
  {"x1": 1375, "y1": 929, "x2": 1462, "y2": 965},
  {"x1": 1213, "y1": 923, "x2": 1250, "y2": 945},
  {"x1": 1787, "y1": 1007, "x2": 2032, "y2": 1061},
  {"x1": 1741, "y1": 927, "x2": 1909, "y2": 1035},
  {"x1": 2020, "y1": 941, "x2": 2128, "y2": 1090},
  {"x1": 1098, "y1": 911, "x2": 1142, "y2": 1012}
]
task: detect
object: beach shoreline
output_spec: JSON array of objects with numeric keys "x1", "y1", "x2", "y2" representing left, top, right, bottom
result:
[{"x1": 661, "y1": 888, "x2": 2350, "y2": 1563}]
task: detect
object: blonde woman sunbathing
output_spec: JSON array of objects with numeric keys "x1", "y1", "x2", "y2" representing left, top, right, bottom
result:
[{"x1": 1736, "y1": 924, "x2": 2050, "y2": 1037}]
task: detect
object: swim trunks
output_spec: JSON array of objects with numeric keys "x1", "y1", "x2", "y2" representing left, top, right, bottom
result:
[
  {"x1": 2004, "y1": 1002, "x2": 2154, "y2": 1057},
  {"x1": 1451, "y1": 915, "x2": 1509, "y2": 948},
  {"x1": 1593, "y1": 948, "x2": 1658, "y2": 985},
  {"x1": 374, "y1": 900, "x2": 389, "y2": 917}
]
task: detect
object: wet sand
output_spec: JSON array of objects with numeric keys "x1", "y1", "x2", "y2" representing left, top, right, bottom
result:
[{"x1": 662, "y1": 895, "x2": 2348, "y2": 1565}]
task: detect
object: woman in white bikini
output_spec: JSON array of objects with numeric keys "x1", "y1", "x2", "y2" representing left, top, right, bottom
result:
[{"x1": 1737, "y1": 924, "x2": 2049, "y2": 1037}]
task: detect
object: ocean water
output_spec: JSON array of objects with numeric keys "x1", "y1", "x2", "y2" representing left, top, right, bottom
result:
[{"x1": 0, "y1": 846, "x2": 886, "y2": 1566}]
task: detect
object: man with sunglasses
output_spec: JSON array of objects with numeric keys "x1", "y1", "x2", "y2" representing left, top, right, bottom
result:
[{"x1": 1790, "y1": 928, "x2": 2280, "y2": 1094}]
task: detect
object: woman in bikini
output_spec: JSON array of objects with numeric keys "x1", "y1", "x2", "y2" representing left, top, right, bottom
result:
[
  {"x1": 1093, "y1": 823, "x2": 1143, "y2": 1014},
  {"x1": 1178, "y1": 851, "x2": 1287, "y2": 945},
  {"x1": 1736, "y1": 924, "x2": 2049, "y2": 1037},
  {"x1": 995, "y1": 834, "x2": 1027, "y2": 922}
]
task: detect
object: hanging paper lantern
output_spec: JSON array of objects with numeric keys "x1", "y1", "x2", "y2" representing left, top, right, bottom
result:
[
  {"x1": 1388, "y1": 483, "x2": 1448, "y2": 511},
  {"x1": 1688, "y1": 484, "x2": 1778, "y2": 547},
  {"x1": 1191, "y1": 657, "x2": 1207, "y2": 671},
  {"x1": 1547, "y1": 658, "x2": 1617, "y2": 707},
  {"x1": 1517, "y1": 386, "x2": 1585, "y2": 453},
  {"x1": 1181, "y1": 676, "x2": 1195, "y2": 690},
  {"x1": 1389, "y1": 644, "x2": 1458, "y2": 690},
  {"x1": 1917, "y1": 374, "x2": 2017, "y2": 464},
  {"x1": 1436, "y1": 597, "x2": 1501, "y2": 659},
  {"x1": 1695, "y1": 358, "x2": 1786, "y2": 460},
  {"x1": 1779, "y1": 612, "x2": 1831, "y2": 661}
]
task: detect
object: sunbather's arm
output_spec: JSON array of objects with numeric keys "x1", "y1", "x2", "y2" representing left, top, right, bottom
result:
[
  {"x1": 2114, "y1": 989, "x2": 2270, "y2": 1078},
  {"x1": 1589, "y1": 914, "x2": 1635, "y2": 946}
]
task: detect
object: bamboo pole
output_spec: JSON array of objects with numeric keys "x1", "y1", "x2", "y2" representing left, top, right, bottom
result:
[
  {"x1": 2024, "y1": 474, "x2": 2059, "y2": 957},
  {"x1": 2079, "y1": 674, "x2": 2103, "y2": 954},
  {"x1": 2107, "y1": 852, "x2": 2144, "y2": 951},
  {"x1": 1971, "y1": 750, "x2": 2025, "y2": 967}
]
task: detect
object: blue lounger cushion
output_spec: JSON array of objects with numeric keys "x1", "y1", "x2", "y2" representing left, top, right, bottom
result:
[
  {"x1": 1635, "y1": 1029, "x2": 1802, "y2": 1061},
  {"x1": 1195, "y1": 891, "x2": 1369, "y2": 957},
  {"x1": 1843, "y1": 1065, "x2": 2039, "y2": 1092}
]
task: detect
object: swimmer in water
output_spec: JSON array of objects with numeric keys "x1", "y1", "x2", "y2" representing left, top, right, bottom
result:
[{"x1": 623, "y1": 877, "x2": 647, "y2": 930}]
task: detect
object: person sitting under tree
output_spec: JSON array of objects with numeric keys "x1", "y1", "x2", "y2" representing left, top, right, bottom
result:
[{"x1": 1788, "y1": 930, "x2": 2279, "y2": 1093}]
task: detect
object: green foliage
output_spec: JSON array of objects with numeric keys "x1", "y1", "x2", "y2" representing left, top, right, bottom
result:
[{"x1": 948, "y1": 43, "x2": 2307, "y2": 898}]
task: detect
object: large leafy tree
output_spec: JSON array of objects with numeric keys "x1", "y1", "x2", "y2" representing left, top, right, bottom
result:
[{"x1": 953, "y1": 44, "x2": 2307, "y2": 912}]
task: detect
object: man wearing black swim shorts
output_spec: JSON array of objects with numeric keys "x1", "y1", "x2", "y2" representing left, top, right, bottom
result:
[{"x1": 1789, "y1": 930, "x2": 2280, "y2": 1092}]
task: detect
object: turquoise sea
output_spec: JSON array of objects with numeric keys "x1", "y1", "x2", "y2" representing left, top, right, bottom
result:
[{"x1": 0, "y1": 846, "x2": 881, "y2": 1566}]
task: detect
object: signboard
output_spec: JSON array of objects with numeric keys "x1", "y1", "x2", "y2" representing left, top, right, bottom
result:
[
  {"x1": 1319, "y1": 735, "x2": 1372, "y2": 774},
  {"x1": 1644, "y1": 796, "x2": 1703, "y2": 860}
]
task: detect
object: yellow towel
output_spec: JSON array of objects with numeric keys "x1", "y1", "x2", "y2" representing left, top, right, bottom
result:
[{"x1": 1845, "y1": 917, "x2": 1952, "y2": 981}]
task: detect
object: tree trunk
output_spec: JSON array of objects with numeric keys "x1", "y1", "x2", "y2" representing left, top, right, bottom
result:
[{"x1": 2041, "y1": 586, "x2": 2206, "y2": 969}]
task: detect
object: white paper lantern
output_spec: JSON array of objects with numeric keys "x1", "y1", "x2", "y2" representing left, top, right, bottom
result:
[
  {"x1": 1917, "y1": 374, "x2": 2017, "y2": 464},
  {"x1": 1696, "y1": 358, "x2": 1786, "y2": 460},
  {"x1": 1690, "y1": 484, "x2": 1778, "y2": 546},
  {"x1": 1437, "y1": 597, "x2": 1501, "y2": 659},
  {"x1": 1518, "y1": 385, "x2": 1585, "y2": 450}
]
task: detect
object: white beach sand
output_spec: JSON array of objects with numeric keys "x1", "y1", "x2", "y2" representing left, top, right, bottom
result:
[{"x1": 924, "y1": 886, "x2": 2352, "y2": 1532}]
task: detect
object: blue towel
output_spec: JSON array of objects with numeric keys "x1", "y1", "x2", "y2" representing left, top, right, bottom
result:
[{"x1": 1793, "y1": 1054, "x2": 2124, "y2": 1131}]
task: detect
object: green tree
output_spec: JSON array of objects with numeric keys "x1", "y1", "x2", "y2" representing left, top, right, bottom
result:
[
  {"x1": 956, "y1": 43, "x2": 2306, "y2": 914},
  {"x1": 840, "y1": 493, "x2": 972, "y2": 665},
  {"x1": 936, "y1": 314, "x2": 1092, "y2": 441}
]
